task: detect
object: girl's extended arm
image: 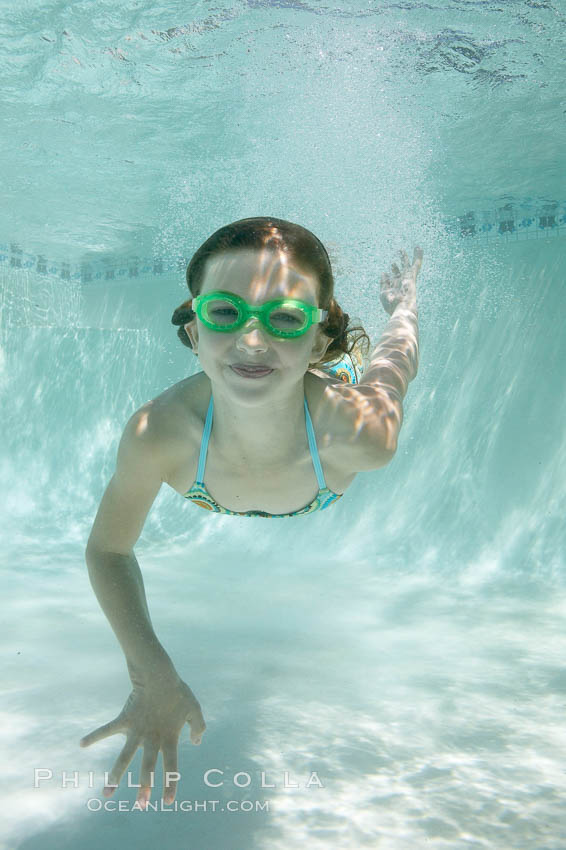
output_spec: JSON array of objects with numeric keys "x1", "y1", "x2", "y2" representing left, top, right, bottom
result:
[{"x1": 358, "y1": 247, "x2": 422, "y2": 443}]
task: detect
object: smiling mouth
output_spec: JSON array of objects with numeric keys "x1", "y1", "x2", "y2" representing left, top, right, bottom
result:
[{"x1": 230, "y1": 364, "x2": 274, "y2": 378}]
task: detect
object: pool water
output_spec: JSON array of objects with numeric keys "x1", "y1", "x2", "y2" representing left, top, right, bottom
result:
[{"x1": 1, "y1": 2, "x2": 565, "y2": 848}]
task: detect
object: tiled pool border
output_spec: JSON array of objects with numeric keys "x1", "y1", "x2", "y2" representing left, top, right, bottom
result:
[{"x1": 2, "y1": 201, "x2": 565, "y2": 284}]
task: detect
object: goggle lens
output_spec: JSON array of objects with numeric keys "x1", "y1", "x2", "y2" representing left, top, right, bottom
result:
[
  {"x1": 205, "y1": 298, "x2": 241, "y2": 327},
  {"x1": 201, "y1": 296, "x2": 310, "y2": 336},
  {"x1": 266, "y1": 305, "x2": 308, "y2": 332}
]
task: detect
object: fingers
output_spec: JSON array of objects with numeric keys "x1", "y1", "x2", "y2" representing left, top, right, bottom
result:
[
  {"x1": 187, "y1": 705, "x2": 207, "y2": 746},
  {"x1": 162, "y1": 737, "x2": 179, "y2": 804},
  {"x1": 381, "y1": 247, "x2": 422, "y2": 294},
  {"x1": 392, "y1": 247, "x2": 423, "y2": 277},
  {"x1": 137, "y1": 736, "x2": 160, "y2": 809},
  {"x1": 80, "y1": 716, "x2": 124, "y2": 748},
  {"x1": 103, "y1": 735, "x2": 140, "y2": 797}
]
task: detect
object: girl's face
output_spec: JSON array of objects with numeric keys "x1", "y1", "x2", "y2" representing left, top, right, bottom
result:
[{"x1": 184, "y1": 248, "x2": 332, "y2": 398}]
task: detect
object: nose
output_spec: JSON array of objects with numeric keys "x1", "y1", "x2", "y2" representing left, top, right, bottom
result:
[{"x1": 236, "y1": 317, "x2": 269, "y2": 351}]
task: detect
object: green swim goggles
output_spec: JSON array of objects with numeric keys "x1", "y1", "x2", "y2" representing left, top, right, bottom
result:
[{"x1": 191, "y1": 290, "x2": 329, "y2": 339}]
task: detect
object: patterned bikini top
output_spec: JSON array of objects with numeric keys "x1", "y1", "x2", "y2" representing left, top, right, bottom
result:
[{"x1": 183, "y1": 394, "x2": 342, "y2": 518}]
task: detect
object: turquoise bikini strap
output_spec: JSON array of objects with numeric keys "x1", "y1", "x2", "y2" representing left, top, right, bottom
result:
[
  {"x1": 304, "y1": 397, "x2": 326, "y2": 489},
  {"x1": 198, "y1": 395, "x2": 326, "y2": 490},
  {"x1": 197, "y1": 395, "x2": 214, "y2": 483}
]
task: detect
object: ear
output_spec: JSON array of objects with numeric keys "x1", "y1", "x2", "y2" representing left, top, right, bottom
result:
[
  {"x1": 184, "y1": 319, "x2": 199, "y2": 353},
  {"x1": 308, "y1": 326, "x2": 333, "y2": 364}
]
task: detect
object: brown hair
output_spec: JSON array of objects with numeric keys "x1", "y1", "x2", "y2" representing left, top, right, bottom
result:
[{"x1": 171, "y1": 216, "x2": 370, "y2": 369}]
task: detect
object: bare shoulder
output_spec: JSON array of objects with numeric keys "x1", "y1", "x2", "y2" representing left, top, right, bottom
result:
[
  {"x1": 306, "y1": 369, "x2": 397, "y2": 473},
  {"x1": 142, "y1": 372, "x2": 206, "y2": 429},
  {"x1": 130, "y1": 372, "x2": 208, "y2": 477}
]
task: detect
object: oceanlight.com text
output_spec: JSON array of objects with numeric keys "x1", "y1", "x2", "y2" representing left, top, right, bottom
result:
[{"x1": 86, "y1": 798, "x2": 270, "y2": 813}]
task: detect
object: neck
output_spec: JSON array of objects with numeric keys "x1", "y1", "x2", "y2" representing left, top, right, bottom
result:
[{"x1": 207, "y1": 374, "x2": 308, "y2": 467}]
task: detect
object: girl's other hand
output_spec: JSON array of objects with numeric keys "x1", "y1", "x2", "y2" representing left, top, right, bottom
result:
[
  {"x1": 80, "y1": 672, "x2": 206, "y2": 809},
  {"x1": 380, "y1": 247, "x2": 423, "y2": 316}
]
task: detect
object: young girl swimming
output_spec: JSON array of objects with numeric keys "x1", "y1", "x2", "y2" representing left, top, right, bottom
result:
[{"x1": 81, "y1": 216, "x2": 423, "y2": 808}]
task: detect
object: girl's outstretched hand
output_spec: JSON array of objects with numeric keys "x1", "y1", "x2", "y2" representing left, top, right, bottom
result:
[
  {"x1": 380, "y1": 247, "x2": 423, "y2": 316},
  {"x1": 80, "y1": 671, "x2": 206, "y2": 809}
]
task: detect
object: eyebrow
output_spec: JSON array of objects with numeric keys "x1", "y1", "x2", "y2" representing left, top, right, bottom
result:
[{"x1": 203, "y1": 290, "x2": 317, "y2": 306}]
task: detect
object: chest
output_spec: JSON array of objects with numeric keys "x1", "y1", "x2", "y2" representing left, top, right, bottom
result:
[
  {"x1": 168, "y1": 430, "x2": 355, "y2": 514},
  {"x1": 160, "y1": 371, "x2": 358, "y2": 514}
]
